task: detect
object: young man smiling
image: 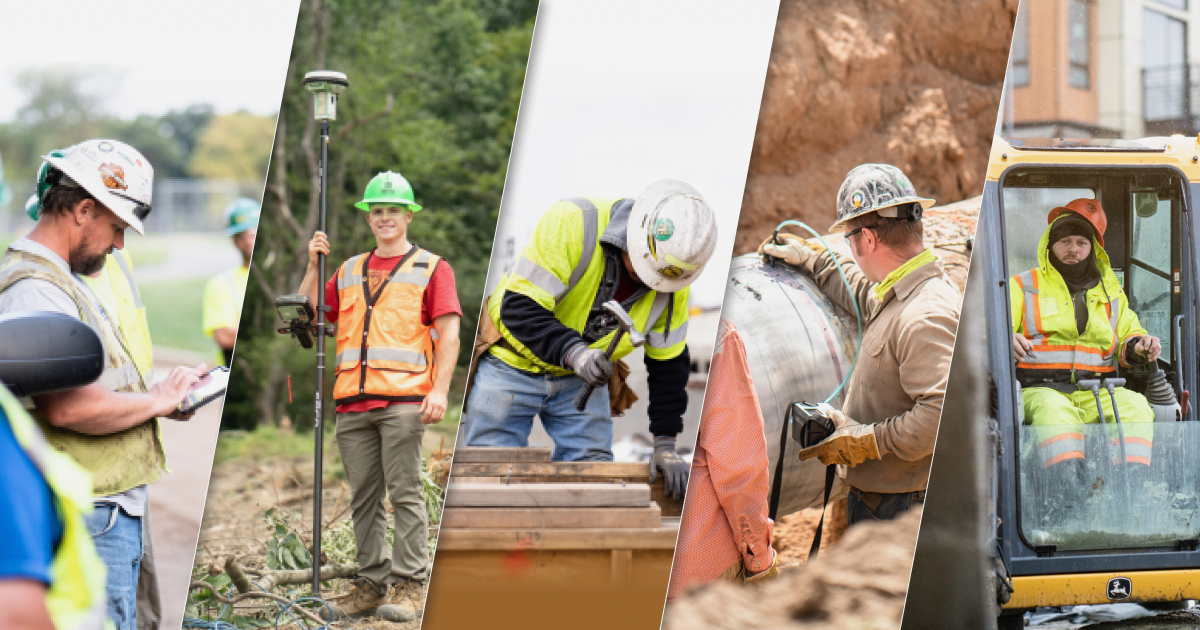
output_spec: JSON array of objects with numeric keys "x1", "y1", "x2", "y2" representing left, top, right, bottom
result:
[{"x1": 299, "y1": 171, "x2": 461, "y2": 621}]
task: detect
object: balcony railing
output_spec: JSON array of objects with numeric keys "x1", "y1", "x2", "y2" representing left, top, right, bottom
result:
[{"x1": 1143, "y1": 64, "x2": 1200, "y2": 135}]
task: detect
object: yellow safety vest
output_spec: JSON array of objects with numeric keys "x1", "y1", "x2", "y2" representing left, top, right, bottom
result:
[
  {"x1": 1009, "y1": 223, "x2": 1147, "y2": 378},
  {"x1": 83, "y1": 250, "x2": 154, "y2": 377},
  {"x1": 488, "y1": 197, "x2": 690, "y2": 375},
  {"x1": 0, "y1": 249, "x2": 166, "y2": 496},
  {"x1": 203, "y1": 266, "x2": 249, "y2": 367},
  {"x1": 0, "y1": 384, "x2": 110, "y2": 630}
]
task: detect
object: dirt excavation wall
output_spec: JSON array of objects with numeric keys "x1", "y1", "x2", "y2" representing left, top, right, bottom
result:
[{"x1": 735, "y1": 0, "x2": 1019, "y2": 255}]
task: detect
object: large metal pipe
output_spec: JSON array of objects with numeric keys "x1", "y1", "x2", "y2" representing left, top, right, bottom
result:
[{"x1": 720, "y1": 253, "x2": 858, "y2": 517}]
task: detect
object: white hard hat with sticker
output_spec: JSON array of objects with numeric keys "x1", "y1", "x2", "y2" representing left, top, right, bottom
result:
[
  {"x1": 42, "y1": 139, "x2": 154, "y2": 235},
  {"x1": 627, "y1": 179, "x2": 718, "y2": 293}
]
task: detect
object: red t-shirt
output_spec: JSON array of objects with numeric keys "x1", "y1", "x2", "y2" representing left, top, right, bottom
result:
[{"x1": 325, "y1": 248, "x2": 462, "y2": 413}]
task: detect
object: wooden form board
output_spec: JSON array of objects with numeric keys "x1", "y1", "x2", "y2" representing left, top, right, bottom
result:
[
  {"x1": 441, "y1": 503, "x2": 661, "y2": 529},
  {"x1": 434, "y1": 526, "x2": 679, "y2": 551},
  {"x1": 445, "y1": 482, "x2": 650, "y2": 508},
  {"x1": 449, "y1": 462, "x2": 684, "y2": 516},
  {"x1": 452, "y1": 446, "x2": 552, "y2": 463}
]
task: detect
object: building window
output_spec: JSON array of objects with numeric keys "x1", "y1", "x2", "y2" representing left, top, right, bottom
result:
[
  {"x1": 1068, "y1": 0, "x2": 1091, "y2": 89},
  {"x1": 1143, "y1": 8, "x2": 1188, "y2": 121},
  {"x1": 1155, "y1": 0, "x2": 1188, "y2": 10},
  {"x1": 1011, "y1": 3, "x2": 1030, "y2": 87}
]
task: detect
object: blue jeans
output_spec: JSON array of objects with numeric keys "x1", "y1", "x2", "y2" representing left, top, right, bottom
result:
[
  {"x1": 847, "y1": 489, "x2": 925, "y2": 526},
  {"x1": 463, "y1": 354, "x2": 613, "y2": 461},
  {"x1": 85, "y1": 503, "x2": 143, "y2": 630}
]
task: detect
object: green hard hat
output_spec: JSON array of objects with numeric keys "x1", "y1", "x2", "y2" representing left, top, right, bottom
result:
[
  {"x1": 354, "y1": 171, "x2": 422, "y2": 212},
  {"x1": 224, "y1": 198, "x2": 260, "y2": 235}
]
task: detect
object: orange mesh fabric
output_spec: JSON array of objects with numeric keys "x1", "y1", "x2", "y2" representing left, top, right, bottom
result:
[{"x1": 666, "y1": 320, "x2": 774, "y2": 600}]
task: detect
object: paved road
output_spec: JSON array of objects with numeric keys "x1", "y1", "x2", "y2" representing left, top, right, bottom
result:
[{"x1": 147, "y1": 350, "x2": 224, "y2": 630}]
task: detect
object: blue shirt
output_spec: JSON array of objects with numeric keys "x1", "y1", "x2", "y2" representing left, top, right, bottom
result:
[{"x1": 0, "y1": 406, "x2": 62, "y2": 585}]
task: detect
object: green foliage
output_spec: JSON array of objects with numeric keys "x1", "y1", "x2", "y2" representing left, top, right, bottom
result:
[
  {"x1": 227, "y1": 0, "x2": 534, "y2": 429},
  {"x1": 141, "y1": 277, "x2": 210, "y2": 355},
  {"x1": 190, "y1": 112, "x2": 275, "y2": 179},
  {"x1": 264, "y1": 507, "x2": 313, "y2": 571}
]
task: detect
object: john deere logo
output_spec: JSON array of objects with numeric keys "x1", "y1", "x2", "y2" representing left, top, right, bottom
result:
[
  {"x1": 653, "y1": 217, "x2": 674, "y2": 241},
  {"x1": 852, "y1": 191, "x2": 865, "y2": 209},
  {"x1": 1106, "y1": 577, "x2": 1131, "y2": 600}
]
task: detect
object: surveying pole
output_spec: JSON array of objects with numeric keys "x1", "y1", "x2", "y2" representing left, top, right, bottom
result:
[{"x1": 301, "y1": 70, "x2": 349, "y2": 596}]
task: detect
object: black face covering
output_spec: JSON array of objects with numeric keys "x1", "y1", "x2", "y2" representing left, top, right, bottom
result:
[{"x1": 1047, "y1": 214, "x2": 1101, "y2": 334}]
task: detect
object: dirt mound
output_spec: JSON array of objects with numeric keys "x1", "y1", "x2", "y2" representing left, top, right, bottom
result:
[
  {"x1": 772, "y1": 499, "x2": 848, "y2": 567},
  {"x1": 735, "y1": 0, "x2": 1016, "y2": 254},
  {"x1": 664, "y1": 507, "x2": 922, "y2": 630}
]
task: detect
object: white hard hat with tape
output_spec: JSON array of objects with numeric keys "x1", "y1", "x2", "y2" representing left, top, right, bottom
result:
[
  {"x1": 41, "y1": 139, "x2": 154, "y2": 235},
  {"x1": 627, "y1": 179, "x2": 718, "y2": 293}
]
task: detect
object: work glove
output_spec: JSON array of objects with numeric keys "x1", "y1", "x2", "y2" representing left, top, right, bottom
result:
[
  {"x1": 565, "y1": 344, "x2": 613, "y2": 388},
  {"x1": 743, "y1": 550, "x2": 781, "y2": 587},
  {"x1": 797, "y1": 409, "x2": 881, "y2": 467},
  {"x1": 759, "y1": 233, "x2": 826, "y2": 269},
  {"x1": 649, "y1": 435, "x2": 689, "y2": 499}
]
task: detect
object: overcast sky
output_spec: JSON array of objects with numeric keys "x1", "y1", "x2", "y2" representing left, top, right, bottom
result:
[
  {"x1": 488, "y1": 0, "x2": 780, "y2": 308},
  {"x1": 0, "y1": 0, "x2": 299, "y2": 121}
]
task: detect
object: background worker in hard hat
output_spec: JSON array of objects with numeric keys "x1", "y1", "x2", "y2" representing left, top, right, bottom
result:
[
  {"x1": 26, "y1": 190, "x2": 162, "y2": 628},
  {"x1": 203, "y1": 198, "x2": 258, "y2": 367},
  {"x1": 462, "y1": 179, "x2": 717, "y2": 499},
  {"x1": 300, "y1": 171, "x2": 461, "y2": 621},
  {"x1": 0, "y1": 381, "x2": 108, "y2": 630},
  {"x1": 0, "y1": 139, "x2": 205, "y2": 630},
  {"x1": 763, "y1": 163, "x2": 960, "y2": 525},
  {"x1": 1009, "y1": 200, "x2": 1157, "y2": 505}
]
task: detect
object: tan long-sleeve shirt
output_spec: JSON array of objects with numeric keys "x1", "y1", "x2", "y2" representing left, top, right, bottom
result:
[{"x1": 805, "y1": 249, "x2": 961, "y2": 493}]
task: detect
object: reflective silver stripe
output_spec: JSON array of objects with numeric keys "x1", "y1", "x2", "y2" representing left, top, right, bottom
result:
[
  {"x1": 565, "y1": 198, "x2": 598, "y2": 298},
  {"x1": 1118, "y1": 440, "x2": 1152, "y2": 464},
  {"x1": 1022, "y1": 348, "x2": 1112, "y2": 368},
  {"x1": 1037, "y1": 434, "x2": 1085, "y2": 466},
  {"x1": 431, "y1": 329, "x2": 439, "y2": 341},
  {"x1": 111, "y1": 252, "x2": 142, "y2": 309},
  {"x1": 648, "y1": 319, "x2": 688, "y2": 348},
  {"x1": 337, "y1": 255, "x2": 366, "y2": 290},
  {"x1": 1018, "y1": 270, "x2": 1042, "y2": 344},
  {"x1": 514, "y1": 256, "x2": 566, "y2": 299},
  {"x1": 642, "y1": 293, "x2": 671, "y2": 338},
  {"x1": 391, "y1": 271, "x2": 432, "y2": 288},
  {"x1": 335, "y1": 347, "x2": 427, "y2": 366}
]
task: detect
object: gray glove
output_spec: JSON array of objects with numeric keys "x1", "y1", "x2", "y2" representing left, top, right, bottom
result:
[
  {"x1": 564, "y1": 343, "x2": 613, "y2": 388},
  {"x1": 649, "y1": 435, "x2": 689, "y2": 499}
]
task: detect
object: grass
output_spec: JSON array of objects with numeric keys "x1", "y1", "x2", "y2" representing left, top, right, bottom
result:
[{"x1": 141, "y1": 277, "x2": 213, "y2": 355}]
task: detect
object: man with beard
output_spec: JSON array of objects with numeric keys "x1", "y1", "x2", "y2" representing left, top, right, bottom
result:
[
  {"x1": 203, "y1": 198, "x2": 258, "y2": 367},
  {"x1": 0, "y1": 139, "x2": 204, "y2": 630},
  {"x1": 1009, "y1": 200, "x2": 1158, "y2": 501}
]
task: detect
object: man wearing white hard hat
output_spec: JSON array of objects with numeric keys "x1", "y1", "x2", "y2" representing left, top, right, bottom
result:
[
  {"x1": 762, "y1": 163, "x2": 959, "y2": 525},
  {"x1": 463, "y1": 179, "x2": 718, "y2": 499},
  {"x1": 0, "y1": 139, "x2": 206, "y2": 629}
]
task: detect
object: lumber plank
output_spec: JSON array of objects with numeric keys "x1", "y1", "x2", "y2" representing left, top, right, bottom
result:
[
  {"x1": 448, "y1": 462, "x2": 685, "y2": 516},
  {"x1": 440, "y1": 504, "x2": 661, "y2": 529},
  {"x1": 452, "y1": 447, "x2": 552, "y2": 463},
  {"x1": 445, "y1": 482, "x2": 650, "y2": 508},
  {"x1": 434, "y1": 526, "x2": 679, "y2": 551}
]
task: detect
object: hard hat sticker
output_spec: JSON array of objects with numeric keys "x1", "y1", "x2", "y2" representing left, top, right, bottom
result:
[
  {"x1": 97, "y1": 141, "x2": 114, "y2": 152},
  {"x1": 653, "y1": 217, "x2": 674, "y2": 241},
  {"x1": 99, "y1": 164, "x2": 128, "y2": 191},
  {"x1": 660, "y1": 265, "x2": 685, "y2": 278},
  {"x1": 852, "y1": 191, "x2": 865, "y2": 209}
]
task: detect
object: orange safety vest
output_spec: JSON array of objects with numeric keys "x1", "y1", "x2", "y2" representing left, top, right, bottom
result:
[{"x1": 333, "y1": 247, "x2": 441, "y2": 404}]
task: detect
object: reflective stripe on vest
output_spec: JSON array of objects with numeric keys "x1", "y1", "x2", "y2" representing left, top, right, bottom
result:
[
  {"x1": 487, "y1": 197, "x2": 690, "y2": 375},
  {"x1": 0, "y1": 385, "x2": 108, "y2": 630},
  {"x1": 332, "y1": 248, "x2": 440, "y2": 403}
]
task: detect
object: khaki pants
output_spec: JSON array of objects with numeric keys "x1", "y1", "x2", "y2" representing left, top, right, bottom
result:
[{"x1": 336, "y1": 405, "x2": 428, "y2": 585}]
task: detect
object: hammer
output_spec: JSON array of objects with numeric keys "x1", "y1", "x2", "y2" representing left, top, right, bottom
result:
[{"x1": 573, "y1": 300, "x2": 645, "y2": 411}]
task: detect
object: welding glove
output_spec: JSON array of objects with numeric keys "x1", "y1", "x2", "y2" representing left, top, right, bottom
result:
[
  {"x1": 649, "y1": 435, "x2": 689, "y2": 499},
  {"x1": 760, "y1": 233, "x2": 826, "y2": 269},
  {"x1": 564, "y1": 343, "x2": 613, "y2": 388},
  {"x1": 797, "y1": 409, "x2": 881, "y2": 467}
]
